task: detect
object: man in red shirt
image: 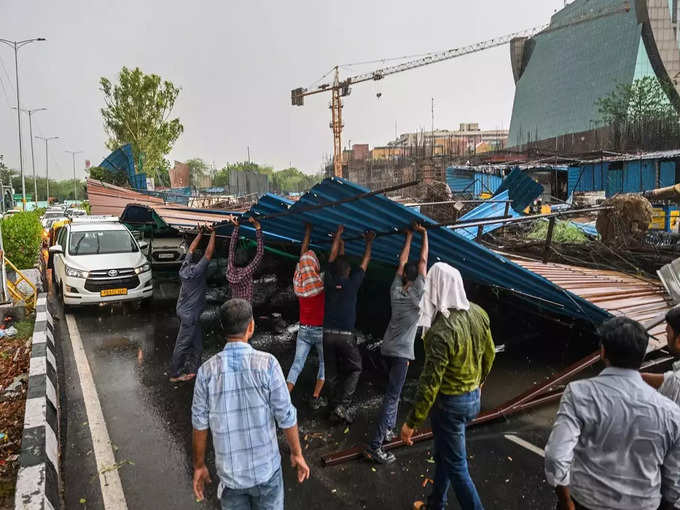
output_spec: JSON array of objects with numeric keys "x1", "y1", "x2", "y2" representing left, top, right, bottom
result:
[{"x1": 287, "y1": 223, "x2": 327, "y2": 410}]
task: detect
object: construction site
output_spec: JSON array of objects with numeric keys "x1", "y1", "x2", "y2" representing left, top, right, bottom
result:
[{"x1": 8, "y1": 0, "x2": 680, "y2": 509}]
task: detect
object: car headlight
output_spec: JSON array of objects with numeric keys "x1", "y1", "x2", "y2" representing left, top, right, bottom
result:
[
  {"x1": 65, "y1": 265, "x2": 89, "y2": 278},
  {"x1": 134, "y1": 263, "x2": 151, "y2": 274}
]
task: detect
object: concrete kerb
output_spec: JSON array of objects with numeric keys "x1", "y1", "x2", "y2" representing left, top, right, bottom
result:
[{"x1": 14, "y1": 293, "x2": 61, "y2": 510}]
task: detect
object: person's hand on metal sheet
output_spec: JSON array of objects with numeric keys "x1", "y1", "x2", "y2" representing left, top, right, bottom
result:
[
  {"x1": 413, "y1": 223, "x2": 427, "y2": 234},
  {"x1": 192, "y1": 465, "x2": 212, "y2": 501},
  {"x1": 248, "y1": 216, "x2": 261, "y2": 230},
  {"x1": 364, "y1": 230, "x2": 376, "y2": 243},
  {"x1": 400, "y1": 423, "x2": 414, "y2": 446},
  {"x1": 290, "y1": 452, "x2": 311, "y2": 483}
]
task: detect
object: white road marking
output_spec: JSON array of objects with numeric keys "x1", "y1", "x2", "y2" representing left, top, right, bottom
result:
[
  {"x1": 65, "y1": 314, "x2": 128, "y2": 510},
  {"x1": 504, "y1": 434, "x2": 545, "y2": 458}
]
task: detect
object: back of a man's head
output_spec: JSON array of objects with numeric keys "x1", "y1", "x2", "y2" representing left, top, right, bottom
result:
[
  {"x1": 597, "y1": 317, "x2": 648, "y2": 370},
  {"x1": 403, "y1": 262, "x2": 418, "y2": 284},
  {"x1": 333, "y1": 256, "x2": 351, "y2": 279},
  {"x1": 220, "y1": 299, "x2": 253, "y2": 338}
]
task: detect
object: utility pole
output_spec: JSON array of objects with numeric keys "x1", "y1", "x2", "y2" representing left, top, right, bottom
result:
[
  {"x1": 35, "y1": 136, "x2": 58, "y2": 203},
  {"x1": 14, "y1": 107, "x2": 46, "y2": 207},
  {"x1": 0, "y1": 37, "x2": 46, "y2": 209},
  {"x1": 65, "y1": 150, "x2": 83, "y2": 201}
]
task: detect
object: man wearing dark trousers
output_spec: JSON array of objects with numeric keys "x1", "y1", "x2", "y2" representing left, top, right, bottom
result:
[
  {"x1": 323, "y1": 224, "x2": 375, "y2": 423},
  {"x1": 364, "y1": 223, "x2": 428, "y2": 464},
  {"x1": 170, "y1": 225, "x2": 216, "y2": 383}
]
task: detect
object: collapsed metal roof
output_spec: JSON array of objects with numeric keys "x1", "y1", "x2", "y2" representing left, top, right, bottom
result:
[{"x1": 214, "y1": 177, "x2": 610, "y2": 325}]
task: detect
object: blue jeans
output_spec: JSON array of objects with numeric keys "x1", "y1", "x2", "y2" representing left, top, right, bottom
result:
[
  {"x1": 220, "y1": 468, "x2": 283, "y2": 510},
  {"x1": 428, "y1": 389, "x2": 483, "y2": 510},
  {"x1": 370, "y1": 356, "x2": 409, "y2": 449},
  {"x1": 170, "y1": 317, "x2": 202, "y2": 377},
  {"x1": 286, "y1": 325, "x2": 324, "y2": 385}
]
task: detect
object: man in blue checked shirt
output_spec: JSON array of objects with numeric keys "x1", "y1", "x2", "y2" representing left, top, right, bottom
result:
[{"x1": 191, "y1": 299, "x2": 310, "y2": 509}]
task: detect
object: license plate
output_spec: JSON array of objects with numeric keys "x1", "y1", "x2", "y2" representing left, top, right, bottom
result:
[
  {"x1": 157, "y1": 253, "x2": 174, "y2": 260},
  {"x1": 100, "y1": 288, "x2": 127, "y2": 297}
]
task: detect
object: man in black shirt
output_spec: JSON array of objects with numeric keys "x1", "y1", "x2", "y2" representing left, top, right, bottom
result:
[{"x1": 323, "y1": 224, "x2": 375, "y2": 423}]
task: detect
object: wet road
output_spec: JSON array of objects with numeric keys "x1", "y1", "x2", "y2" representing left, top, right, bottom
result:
[{"x1": 55, "y1": 295, "x2": 568, "y2": 510}]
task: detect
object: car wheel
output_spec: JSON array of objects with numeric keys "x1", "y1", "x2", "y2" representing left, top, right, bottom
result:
[{"x1": 60, "y1": 283, "x2": 72, "y2": 313}]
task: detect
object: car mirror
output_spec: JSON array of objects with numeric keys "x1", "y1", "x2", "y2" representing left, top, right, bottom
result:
[
  {"x1": 138, "y1": 240, "x2": 149, "y2": 250},
  {"x1": 48, "y1": 245, "x2": 63, "y2": 255}
]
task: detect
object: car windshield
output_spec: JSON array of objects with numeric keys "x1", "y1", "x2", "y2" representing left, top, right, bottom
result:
[
  {"x1": 44, "y1": 212, "x2": 62, "y2": 219},
  {"x1": 69, "y1": 230, "x2": 138, "y2": 255}
]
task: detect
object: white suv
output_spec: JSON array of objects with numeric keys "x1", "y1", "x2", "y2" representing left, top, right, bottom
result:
[{"x1": 50, "y1": 221, "x2": 153, "y2": 308}]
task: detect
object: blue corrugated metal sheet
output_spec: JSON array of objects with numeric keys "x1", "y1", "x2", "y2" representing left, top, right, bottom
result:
[
  {"x1": 474, "y1": 173, "x2": 503, "y2": 197},
  {"x1": 446, "y1": 167, "x2": 475, "y2": 193},
  {"x1": 446, "y1": 168, "x2": 503, "y2": 197},
  {"x1": 494, "y1": 168, "x2": 544, "y2": 212},
  {"x1": 219, "y1": 177, "x2": 608, "y2": 324},
  {"x1": 454, "y1": 191, "x2": 522, "y2": 240},
  {"x1": 660, "y1": 161, "x2": 676, "y2": 187},
  {"x1": 98, "y1": 144, "x2": 148, "y2": 191}
]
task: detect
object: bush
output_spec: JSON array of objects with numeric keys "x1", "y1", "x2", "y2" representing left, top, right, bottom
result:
[
  {"x1": 527, "y1": 219, "x2": 589, "y2": 244},
  {"x1": 2, "y1": 211, "x2": 43, "y2": 269}
]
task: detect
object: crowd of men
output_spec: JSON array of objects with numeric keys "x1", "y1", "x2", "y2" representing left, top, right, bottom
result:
[{"x1": 169, "y1": 216, "x2": 680, "y2": 510}]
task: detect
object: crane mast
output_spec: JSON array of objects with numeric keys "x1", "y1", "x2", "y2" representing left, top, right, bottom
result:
[{"x1": 292, "y1": 2, "x2": 630, "y2": 177}]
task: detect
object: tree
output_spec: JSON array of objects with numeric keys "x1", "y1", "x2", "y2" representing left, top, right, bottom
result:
[
  {"x1": 186, "y1": 158, "x2": 211, "y2": 186},
  {"x1": 100, "y1": 66, "x2": 184, "y2": 181},
  {"x1": 596, "y1": 76, "x2": 680, "y2": 148},
  {"x1": 87, "y1": 166, "x2": 129, "y2": 187}
]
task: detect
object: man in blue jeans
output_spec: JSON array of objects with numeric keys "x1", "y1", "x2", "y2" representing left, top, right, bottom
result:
[
  {"x1": 363, "y1": 223, "x2": 428, "y2": 464},
  {"x1": 191, "y1": 299, "x2": 310, "y2": 509},
  {"x1": 401, "y1": 263, "x2": 495, "y2": 510}
]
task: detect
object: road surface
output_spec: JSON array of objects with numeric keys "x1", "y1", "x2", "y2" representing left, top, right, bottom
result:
[{"x1": 54, "y1": 294, "x2": 573, "y2": 509}]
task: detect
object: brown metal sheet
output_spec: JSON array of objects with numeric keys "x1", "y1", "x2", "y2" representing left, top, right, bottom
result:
[{"x1": 505, "y1": 254, "x2": 673, "y2": 350}]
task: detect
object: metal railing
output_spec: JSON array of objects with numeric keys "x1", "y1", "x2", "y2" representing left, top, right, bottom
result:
[{"x1": 4, "y1": 255, "x2": 37, "y2": 311}]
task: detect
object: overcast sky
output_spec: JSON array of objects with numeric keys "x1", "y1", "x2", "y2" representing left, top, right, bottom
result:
[{"x1": 0, "y1": 0, "x2": 565, "y2": 181}]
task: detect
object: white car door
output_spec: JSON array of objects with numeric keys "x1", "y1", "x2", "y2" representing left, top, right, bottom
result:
[{"x1": 53, "y1": 227, "x2": 68, "y2": 285}]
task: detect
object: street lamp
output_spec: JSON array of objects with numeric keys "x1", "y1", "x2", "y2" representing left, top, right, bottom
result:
[
  {"x1": 0, "y1": 37, "x2": 46, "y2": 209},
  {"x1": 35, "y1": 135, "x2": 58, "y2": 203},
  {"x1": 65, "y1": 150, "x2": 83, "y2": 201},
  {"x1": 13, "y1": 106, "x2": 46, "y2": 207}
]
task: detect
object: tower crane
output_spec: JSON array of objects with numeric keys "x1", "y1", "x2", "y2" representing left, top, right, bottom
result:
[{"x1": 291, "y1": 2, "x2": 630, "y2": 177}]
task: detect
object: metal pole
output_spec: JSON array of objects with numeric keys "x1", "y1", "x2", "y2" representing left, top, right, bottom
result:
[
  {"x1": 72, "y1": 153, "x2": 76, "y2": 200},
  {"x1": 65, "y1": 150, "x2": 83, "y2": 202},
  {"x1": 28, "y1": 110, "x2": 36, "y2": 207},
  {"x1": 35, "y1": 136, "x2": 57, "y2": 203},
  {"x1": 12, "y1": 43, "x2": 25, "y2": 209},
  {"x1": 0, "y1": 38, "x2": 46, "y2": 209}
]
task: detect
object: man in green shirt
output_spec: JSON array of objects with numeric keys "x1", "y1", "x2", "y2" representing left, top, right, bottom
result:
[{"x1": 400, "y1": 262, "x2": 495, "y2": 510}]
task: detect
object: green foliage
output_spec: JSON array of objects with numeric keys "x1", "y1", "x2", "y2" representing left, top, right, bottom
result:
[
  {"x1": 2, "y1": 211, "x2": 43, "y2": 269},
  {"x1": 100, "y1": 66, "x2": 184, "y2": 182},
  {"x1": 87, "y1": 166, "x2": 129, "y2": 187},
  {"x1": 14, "y1": 318, "x2": 35, "y2": 340},
  {"x1": 186, "y1": 158, "x2": 211, "y2": 186},
  {"x1": 597, "y1": 76, "x2": 679, "y2": 125},
  {"x1": 213, "y1": 161, "x2": 322, "y2": 193},
  {"x1": 527, "y1": 220, "x2": 589, "y2": 244}
]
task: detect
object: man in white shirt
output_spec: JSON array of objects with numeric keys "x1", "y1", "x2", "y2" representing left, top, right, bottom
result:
[
  {"x1": 544, "y1": 317, "x2": 680, "y2": 510},
  {"x1": 641, "y1": 307, "x2": 680, "y2": 403}
]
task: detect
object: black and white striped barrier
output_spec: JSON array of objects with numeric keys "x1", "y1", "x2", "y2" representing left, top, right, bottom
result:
[{"x1": 14, "y1": 294, "x2": 61, "y2": 510}]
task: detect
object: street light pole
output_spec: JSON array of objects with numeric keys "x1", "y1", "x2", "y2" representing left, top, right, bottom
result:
[
  {"x1": 65, "y1": 150, "x2": 83, "y2": 201},
  {"x1": 35, "y1": 135, "x2": 58, "y2": 203},
  {"x1": 14, "y1": 107, "x2": 46, "y2": 208},
  {"x1": 0, "y1": 37, "x2": 46, "y2": 210}
]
